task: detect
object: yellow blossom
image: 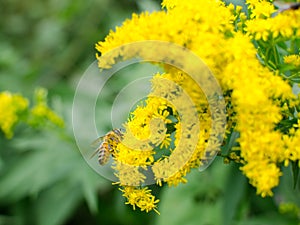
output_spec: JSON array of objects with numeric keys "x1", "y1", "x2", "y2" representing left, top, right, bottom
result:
[
  {"x1": 0, "y1": 92, "x2": 28, "y2": 138},
  {"x1": 30, "y1": 104, "x2": 64, "y2": 128},
  {"x1": 29, "y1": 88, "x2": 64, "y2": 128},
  {"x1": 121, "y1": 186, "x2": 160, "y2": 214},
  {"x1": 284, "y1": 54, "x2": 300, "y2": 67},
  {"x1": 242, "y1": 160, "x2": 282, "y2": 197},
  {"x1": 0, "y1": 88, "x2": 64, "y2": 138},
  {"x1": 95, "y1": 0, "x2": 300, "y2": 212},
  {"x1": 244, "y1": 2, "x2": 300, "y2": 40},
  {"x1": 246, "y1": 0, "x2": 276, "y2": 19}
]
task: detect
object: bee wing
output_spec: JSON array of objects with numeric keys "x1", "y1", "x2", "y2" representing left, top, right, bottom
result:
[
  {"x1": 273, "y1": 1, "x2": 299, "y2": 12},
  {"x1": 89, "y1": 136, "x2": 105, "y2": 159},
  {"x1": 90, "y1": 136, "x2": 105, "y2": 148},
  {"x1": 89, "y1": 148, "x2": 99, "y2": 159}
]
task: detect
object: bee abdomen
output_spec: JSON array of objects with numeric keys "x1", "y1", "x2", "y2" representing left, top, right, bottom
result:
[
  {"x1": 98, "y1": 144, "x2": 110, "y2": 165},
  {"x1": 93, "y1": 128, "x2": 123, "y2": 166}
]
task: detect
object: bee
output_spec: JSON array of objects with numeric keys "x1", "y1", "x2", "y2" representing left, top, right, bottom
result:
[
  {"x1": 91, "y1": 128, "x2": 124, "y2": 165},
  {"x1": 274, "y1": 1, "x2": 300, "y2": 13}
]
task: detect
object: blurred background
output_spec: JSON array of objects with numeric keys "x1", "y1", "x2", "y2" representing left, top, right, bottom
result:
[{"x1": 0, "y1": 0, "x2": 299, "y2": 224}]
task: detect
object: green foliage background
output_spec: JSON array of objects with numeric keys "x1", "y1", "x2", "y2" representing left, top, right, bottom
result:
[{"x1": 0, "y1": 0, "x2": 300, "y2": 225}]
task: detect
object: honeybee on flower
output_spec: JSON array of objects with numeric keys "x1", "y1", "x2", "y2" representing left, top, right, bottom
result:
[{"x1": 91, "y1": 128, "x2": 124, "y2": 165}]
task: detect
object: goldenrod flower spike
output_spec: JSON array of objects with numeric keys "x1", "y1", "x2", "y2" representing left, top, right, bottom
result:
[{"x1": 95, "y1": 0, "x2": 300, "y2": 213}]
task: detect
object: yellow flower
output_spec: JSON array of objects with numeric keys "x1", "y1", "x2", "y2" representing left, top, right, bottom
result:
[
  {"x1": 244, "y1": 2, "x2": 300, "y2": 40},
  {"x1": 96, "y1": 0, "x2": 300, "y2": 212},
  {"x1": 283, "y1": 118, "x2": 300, "y2": 166},
  {"x1": 0, "y1": 92, "x2": 28, "y2": 138},
  {"x1": 0, "y1": 88, "x2": 64, "y2": 138},
  {"x1": 242, "y1": 160, "x2": 282, "y2": 197},
  {"x1": 29, "y1": 88, "x2": 64, "y2": 128},
  {"x1": 246, "y1": 0, "x2": 276, "y2": 19},
  {"x1": 121, "y1": 186, "x2": 160, "y2": 214},
  {"x1": 159, "y1": 133, "x2": 171, "y2": 149},
  {"x1": 284, "y1": 54, "x2": 300, "y2": 67},
  {"x1": 30, "y1": 104, "x2": 64, "y2": 128}
]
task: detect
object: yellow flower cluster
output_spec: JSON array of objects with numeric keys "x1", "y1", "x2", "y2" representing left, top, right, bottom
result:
[
  {"x1": 121, "y1": 186, "x2": 160, "y2": 214},
  {"x1": 284, "y1": 54, "x2": 300, "y2": 67},
  {"x1": 0, "y1": 88, "x2": 64, "y2": 139},
  {"x1": 109, "y1": 69, "x2": 220, "y2": 212},
  {"x1": 245, "y1": 0, "x2": 300, "y2": 40},
  {"x1": 96, "y1": 0, "x2": 300, "y2": 212},
  {"x1": 0, "y1": 92, "x2": 28, "y2": 138},
  {"x1": 246, "y1": 0, "x2": 276, "y2": 19},
  {"x1": 29, "y1": 88, "x2": 64, "y2": 128},
  {"x1": 283, "y1": 114, "x2": 300, "y2": 167}
]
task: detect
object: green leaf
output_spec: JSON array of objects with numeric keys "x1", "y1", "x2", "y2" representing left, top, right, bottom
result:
[
  {"x1": 275, "y1": 166, "x2": 300, "y2": 206},
  {"x1": 221, "y1": 131, "x2": 239, "y2": 155},
  {"x1": 279, "y1": 64, "x2": 297, "y2": 73},
  {"x1": 222, "y1": 164, "x2": 247, "y2": 225},
  {"x1": 33, "y1": 180, "x2": 82, "y2": 225},
  {"x1": 292, "y1": 160, "x2": 299, "y2": 189},
  {"x1": 234, "y1": 214, "x2": 297, "y2": 225},
  {"x1": 288, "y1": 72, "x2": 300, "y2": 83},
  {"x1": 0, "y1": 215, "x2": 14, "y2": 225},
  {"x1": 74, "y1": 163, "x2": 111, "y2": 214},
  {"x1": 0, "y1": 142, "x2": 79, "y2": 203},
  {"x1": 0, "y1": 129, "x2": 109, "y2": 207},
  {"x1": 156, "y1": 159, "x2": 230, "y2": 225}
]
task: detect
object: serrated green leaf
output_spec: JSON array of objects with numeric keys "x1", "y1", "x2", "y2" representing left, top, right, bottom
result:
[{"x1": 0, "y1": 144, "x2": 79, "y2": 203}]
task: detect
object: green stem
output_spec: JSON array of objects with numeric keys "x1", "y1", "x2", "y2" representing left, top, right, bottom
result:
[{"x1": 272, "y1": 44, "x2": 279, "y2": 67}]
